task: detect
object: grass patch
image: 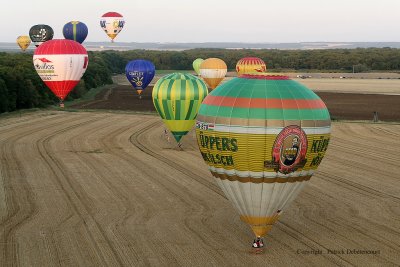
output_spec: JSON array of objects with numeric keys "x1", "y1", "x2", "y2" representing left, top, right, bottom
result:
[
  {"x1": 64, "y1": 84, "x2": 116, "y2": 107},
  {"x1": 0, "y1": 108, "x2": 47, "y2": 119}
]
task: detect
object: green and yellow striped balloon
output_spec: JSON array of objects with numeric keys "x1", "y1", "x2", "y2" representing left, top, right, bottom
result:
[{"x1": 152, "y1": 73, "x2": 208, "y2": 142}]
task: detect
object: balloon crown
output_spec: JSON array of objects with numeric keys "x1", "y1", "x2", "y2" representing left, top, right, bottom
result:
[{"x1": 239, "y1": 73, "x2": 289, "y2": 80}]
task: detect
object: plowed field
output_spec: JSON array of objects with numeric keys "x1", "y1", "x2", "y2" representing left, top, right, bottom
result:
[{"x1": 0, "y1": 111, "x2": 399, "y2": 266}]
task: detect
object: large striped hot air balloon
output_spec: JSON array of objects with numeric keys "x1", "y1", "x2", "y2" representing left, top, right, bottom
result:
[
  {"x1": 16, "y1": 36, "x2": 31, "y2": 51},
  {"x1": 152, "y1": 73, "x2": 208, "y2": 143},
  {"x1": 63, "y1": 21, "x2": 88, "y2": 44},
  {"x1": 236, "y1": 57, "x2": 266, "y2": 76},
  {"x1": 195, "y1": 73, "x2": 331, "y2": 248},
  {"x1": 199, "y1": 58, "x2": 227, "y2": 90},
  {"x1": 33, "y1": 39, "x2": 88, "y2": 107},
  {"x1": 100, "y1": 12, "x2": 125, "y2": 42},
  {"x1": 192, "y1": 58, "x2": 204, "y2": 76},
  {"x1": 125, "y1": 59, "x2": 155, "y2": 97},
  {"x1": 29, "y1": 24, "x2": 54, "y2": 47}
]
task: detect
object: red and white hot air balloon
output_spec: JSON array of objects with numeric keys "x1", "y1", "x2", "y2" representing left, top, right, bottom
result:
[
  {"x1": 100, "y1": 12, "x2": 125, "y2": 42},
  {"x1": 33, "y1": 39, "x2": 88, "y2": 107}
]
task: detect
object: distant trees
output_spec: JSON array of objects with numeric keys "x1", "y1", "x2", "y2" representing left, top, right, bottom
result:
[
  {"x1": 0, "y1": 51, "x2": 113, "y2": 114},
  {"x1": 1, "y1": 47, "x2": 400, "y2": 114},
  {"x1": 92, "y1": 47, "x2": 400, "y2": 73}
]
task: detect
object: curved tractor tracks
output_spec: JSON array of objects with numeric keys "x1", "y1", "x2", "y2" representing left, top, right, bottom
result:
[
  {"x1": 0, "y1": 115, "x2": 89, "y2": 265},
  {"x1": 129, "y1": 121, "x2": 226, "y2": 199},
  {"x1": 35, "y1": 116, "x2": 126, "y2": 267},
  {"x1": 1, "y1": 112, "x2": 399, "y2": 266}
]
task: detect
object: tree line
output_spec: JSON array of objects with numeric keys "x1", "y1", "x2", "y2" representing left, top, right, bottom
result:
[
  {"x1": 1, "y1": 47, "x2": 400, "y2": 114},
  {"x1": 0, "y1": 51, "x2": 112, "y2": 113},
  {"x1": 102, "y1": 47, "x2": 400, "y2": 72}
]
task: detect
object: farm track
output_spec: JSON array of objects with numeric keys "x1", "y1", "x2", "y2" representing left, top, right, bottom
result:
[
  {"x1": 0, "y1": 111, "x2": 399, "y2": 266},
  {"x1": 129, "y1": 120, "x2": 225, "y2": 199}
]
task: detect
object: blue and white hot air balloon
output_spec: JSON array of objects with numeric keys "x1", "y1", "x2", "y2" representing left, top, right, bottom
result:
[{"x1": 125, "y1": 60, "x2": 156, "y2": 97}]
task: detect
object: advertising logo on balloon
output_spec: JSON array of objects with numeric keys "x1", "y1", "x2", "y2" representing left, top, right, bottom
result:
[
  {"x1": 33, "y1": 29, "x2": 48, "y2": 41},
  {"x1": 196, "y1": 121, "x2": 214, "y2": 131},
  {"x1": 265, "y1": 125, "x2": 308, "y2": 174},
  {"x1": 33, "y1": 57, "x2": 55, "y2": 80},
  {"x1": 132, "y1": 77, "x2": 144, "y2": 87},
  {"x1": 34, "y1": 58, "x2": 54, "y2": 70},
  {"x1": 254, "y1": 65, "x2": 266, "y2": 72}
]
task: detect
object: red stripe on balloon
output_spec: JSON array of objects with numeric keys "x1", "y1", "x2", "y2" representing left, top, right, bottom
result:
[
  {"x1": 34, "y1": 39, "x2": 87, "y2": 55},
  {"x1": 102, "y1": 12, "x2": 123, "y2": 17},
  {"x1": 203, "y1": 95, "x2": 327, "y2": 109},
  {"x1": 44, "y1": 80, "x2": 80, "y2": 100},
  {"x1": 239, "y1": 74, "x2": 289, "y2": 80}
]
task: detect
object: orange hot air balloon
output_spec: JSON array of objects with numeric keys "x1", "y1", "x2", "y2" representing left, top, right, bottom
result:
[
  {"x1": 236, "y1": 57, "x2": 266, "y2": 76},
  {"x1": 199, "y1": 58, "x2": 227, "y2": 89}
]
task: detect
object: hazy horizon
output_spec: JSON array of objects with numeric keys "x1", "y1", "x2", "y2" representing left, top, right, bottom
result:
[{"x1": 4, "y1": 0, "x2": 400, "y2": 43}]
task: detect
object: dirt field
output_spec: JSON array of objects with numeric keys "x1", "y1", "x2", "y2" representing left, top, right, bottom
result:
[
  {"x1": 0, "y1": 111, "x2": 399, "y2": 266},
  {"x1": 71, "y1": 84, "x2": 400, "y2": 122},
  {"x1": 113, "y1": 73, "x2": 400, "y2": 95},
  {"x1": 296, "y1": 78, "x2": 400, "y2": 95}
]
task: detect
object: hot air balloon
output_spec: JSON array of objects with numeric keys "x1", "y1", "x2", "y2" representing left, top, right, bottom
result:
[
  {"x1": 16, "y1": 36, "x2": 31, "y2": 51},
  {"x1": 100, "y1": 12, "x2": 125, "y2": 42},
  {"x1": 63, "y1": 21, "x2": 88, "y2": 44},
  {"x1": 195, "y1": 73, "x2": 331, "y2": 249},
  {"x1": 192, "y1": 58, "x2": 204, "y2": 76},
  {"x1": 29, "y1": 24, "x2": 54, "y2": 47},
  {"x1": 33, "y1": 39, "x2": 88, "y2": 107},
  {"x1": 236, "y1": 57, "x2": 266, "y2": 76},
  {"x1": 199, "y1": 58, "x2": 227, "y2": 90},
  {"x1": 153, "y1": 73, "x2": 208, "y2": 144},
  {"x1": 125, "y1": 60, "x2": 155, "y2": 98}
]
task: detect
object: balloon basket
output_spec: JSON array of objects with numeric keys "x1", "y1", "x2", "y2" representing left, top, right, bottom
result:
[
  {"x1": 59, "y1": 103, "x2": 65, "y2": 108},
  {"x1": 250, "y1": 237, "x2": 265, "y2": 254}
]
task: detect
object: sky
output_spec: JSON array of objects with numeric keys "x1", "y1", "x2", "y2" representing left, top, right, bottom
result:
[{"x1": 3, "y1": 0, "x2": 400, "y2": 43}]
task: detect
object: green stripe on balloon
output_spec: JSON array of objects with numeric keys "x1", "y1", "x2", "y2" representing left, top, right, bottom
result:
[
  {"x1": 185, "y1": 100, "x2": 195, "y2": 120},
  {"x1": 153, "y1": 99, "x2": 164, "y2": 119},
  {"x1": 176, "y1": 100, "x2": 181, "y2": 120},
  {"x1": 73, "y1": 23, "x2": 77, "y2": 41},
  {"x1": 162, "y1": 100, "x2": 171, "y2": 119},
  {"x1": 199, "y1": 104, "x2": 330, "y2": 120},
  {"x1": 211, "y1": 79, "x2": 320, "y2": 100},
  {"x1": 171, "y1": 131, "x2": 189, "y2": 141}
]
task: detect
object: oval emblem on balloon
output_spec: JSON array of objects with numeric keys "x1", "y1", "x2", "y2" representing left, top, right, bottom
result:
[{"x1": 272, "y1": 125, "x2": 308, "y2": 174}]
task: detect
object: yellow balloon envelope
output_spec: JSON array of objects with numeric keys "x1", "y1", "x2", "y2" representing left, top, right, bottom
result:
[
  {"x1": 16, "y1": 36, "x2": 31, "y2": 51},
  {"x1": 199, "y1": 58, "x2": 227, "y2": 89},
  {"x1": 236, "y1": 57, "x2": 266, "y2": 76},
  {"x1": 196, "y1": 73, "x2": 331, "y2": 243}
]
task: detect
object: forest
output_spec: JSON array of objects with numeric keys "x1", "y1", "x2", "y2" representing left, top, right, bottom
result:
[
  {"x1": 0, "y1": 51, "x2": 112, "y2": 113},
  {"x1": 1, "y1": 47, "x2": 400, "y2": 113}
]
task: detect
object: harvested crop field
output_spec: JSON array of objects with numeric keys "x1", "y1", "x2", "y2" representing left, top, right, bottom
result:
[{"x1": 0, "y1": 111, "x2": 399, "y2": 266}]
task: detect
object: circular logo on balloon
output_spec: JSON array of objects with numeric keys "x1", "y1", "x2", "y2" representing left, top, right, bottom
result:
[{"x1": 265, "y1": 126, "x2": 308, "y2": 174}]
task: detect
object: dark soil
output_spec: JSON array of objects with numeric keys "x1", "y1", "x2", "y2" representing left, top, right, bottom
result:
[{"x1": 71, "y1": 85, "x2": 400, "y2": 122}]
